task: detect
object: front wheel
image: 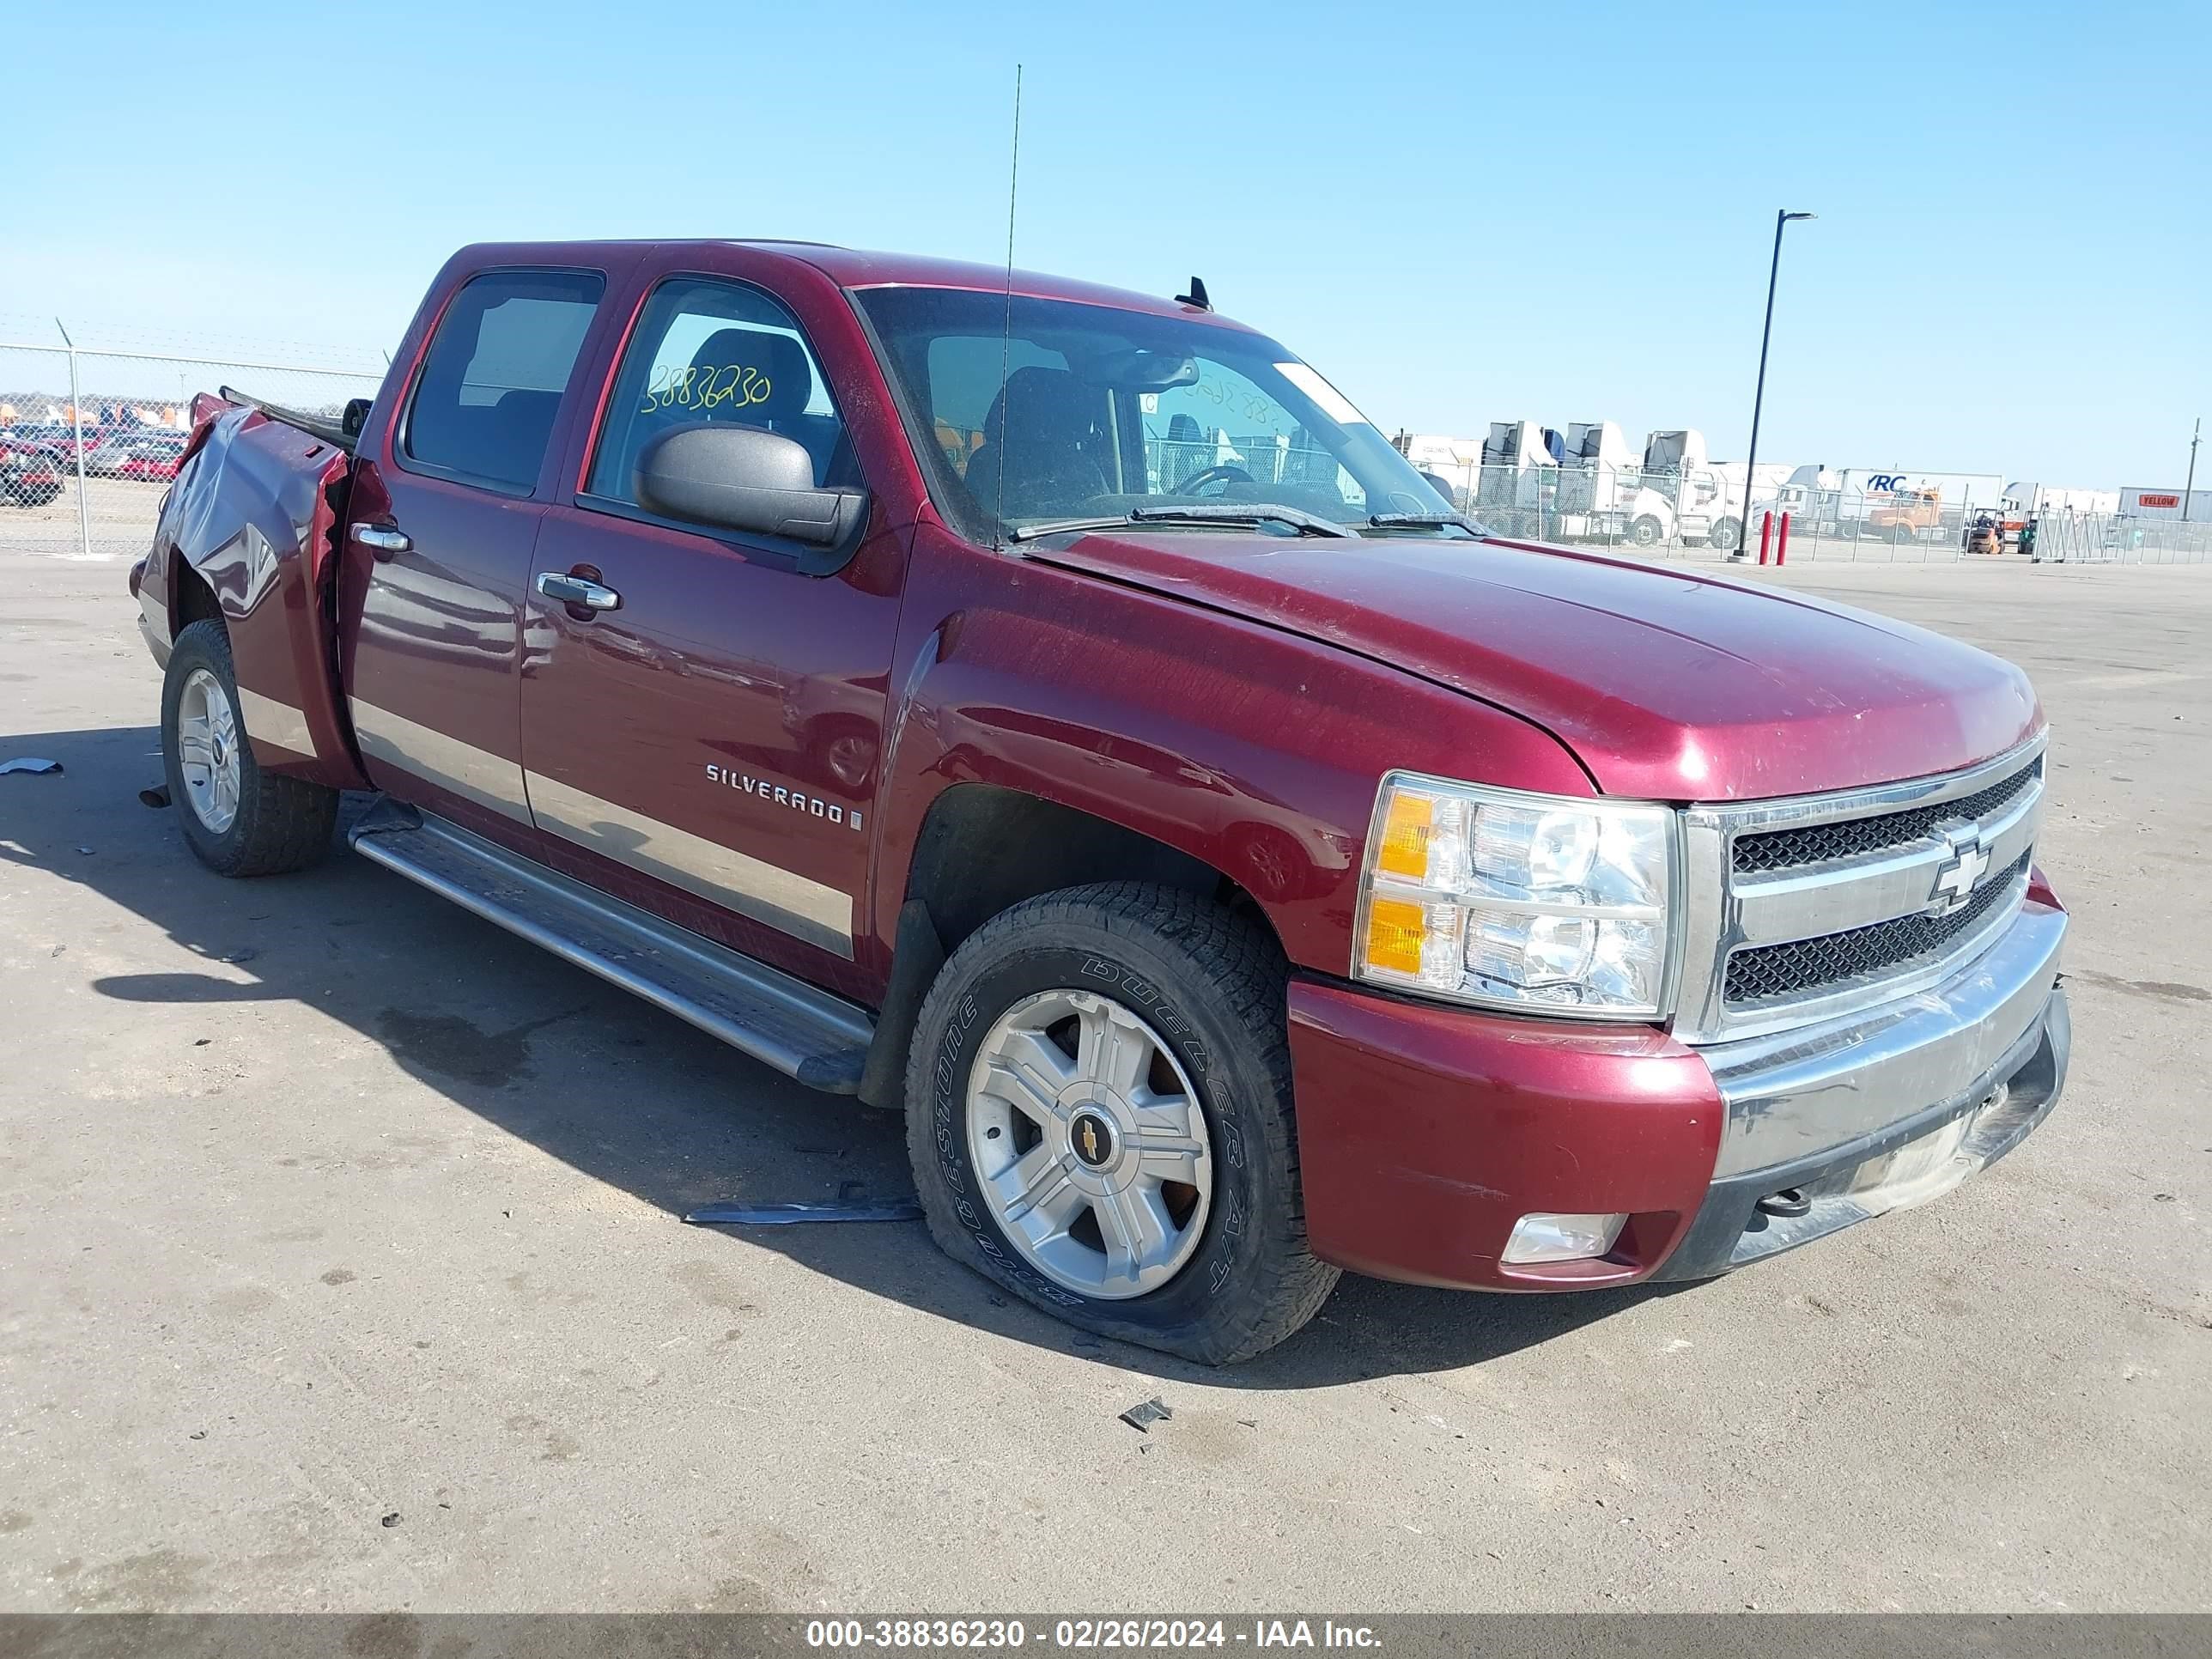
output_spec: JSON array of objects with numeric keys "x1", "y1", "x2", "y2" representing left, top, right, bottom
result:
[
  {"x1": 161, "y1": 619, "x2": 339, "y2": 876},
  {"x1": 1710, "y1": 516, "x2": 1742, "y2": 554},
  {"x1": 905, "y1": 883, "x2": 1339, "y2": 1364},
  {"x1": 1627, "y1": 514, "x2": 1663, "y2": 548}
]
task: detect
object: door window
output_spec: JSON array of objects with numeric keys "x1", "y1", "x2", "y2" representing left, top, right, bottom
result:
[
  {"x1": 586, "y1": 278, "x2": 853, "y2": 506},
  {"x1": 402, "y1": 270, "x2": 604, "y2": 494}
]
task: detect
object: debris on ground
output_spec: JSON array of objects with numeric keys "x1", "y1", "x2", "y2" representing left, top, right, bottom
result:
[
  {"x1": 139, "y1": 784, "x2": 171, "y2": 808},
  {"x1": 683, "y1": 1199, "x2": 925, "y2": 1226},
  {"x1": 380, "y1": 1512, "x2": 400, "y2": 1528},
  {"x1": 1, "y1": 758, "x2": 63, "y2": 776},
  {"x1": 1119, "y1": 1397, "x2": 1174, "y2": 1433}
]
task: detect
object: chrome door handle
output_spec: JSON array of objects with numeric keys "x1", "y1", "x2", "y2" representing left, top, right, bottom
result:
[
  {"x1": 536, "y1": 571, "x2": 621, "y2": 611},
  {"x1": 352, "y1": 523, "x2": 411, "y2": 555}
]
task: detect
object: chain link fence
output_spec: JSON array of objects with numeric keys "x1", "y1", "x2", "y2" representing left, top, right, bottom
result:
[
  {"x1": 2020, "y1": 510, "x2": 2212, "y2": 564},
  {"x1": 1, "y1": 326, "x2": 384, "y2": 560},
  {"x1": 1417, "y1": 459, "x2": 2212, "y2": 566}
]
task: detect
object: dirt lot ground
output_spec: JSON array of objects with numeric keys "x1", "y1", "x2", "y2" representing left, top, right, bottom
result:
[{"x1": 0, "y1": 548, "x2": 2205, "y2": 1613}]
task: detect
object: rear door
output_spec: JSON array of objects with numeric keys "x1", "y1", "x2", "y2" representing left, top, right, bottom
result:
[
  {"x1": 520, "y1": 272, "x2": 902, "y2": 989},
  {"x1": 341, "y1": 269, "x2": 605, "y2": 845}
]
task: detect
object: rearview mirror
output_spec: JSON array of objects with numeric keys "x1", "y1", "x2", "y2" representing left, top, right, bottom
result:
[
  {"x1": 1077, "y1": 349, "x2": 1200, "y2": 392},
  {"x1": 635, "y1": 424, "x2": 867, "y2": 549}
]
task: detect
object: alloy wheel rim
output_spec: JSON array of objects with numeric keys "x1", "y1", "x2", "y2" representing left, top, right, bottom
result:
[
  {"x1": 964, "y1": 988, "x2": 1213, "y2": 1300},
  {"x1": 177, "y1": 668, "x2": 241, "y2": 834}
]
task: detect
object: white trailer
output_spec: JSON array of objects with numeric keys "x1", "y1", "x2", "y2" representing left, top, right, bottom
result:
[
  {"x1": 2117, "y1": 485, "x2": 2203, "y2": 521},
  {"x1": 2007, "y1": 482, "x2": 2121, "y2": 516},
  {"x1": 1401, "y1": 434, "x2": 1486, "y2": 509}
]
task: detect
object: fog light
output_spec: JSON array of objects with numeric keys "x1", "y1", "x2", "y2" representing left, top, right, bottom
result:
[{"x1": 1502, "y1": 1211, "x2": 1627, "y2": 1264}]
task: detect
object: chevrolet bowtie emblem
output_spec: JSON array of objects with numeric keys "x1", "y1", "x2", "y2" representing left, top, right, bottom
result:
[
  {"x1": 1929, "y1": 830, "x2": 1990, "y2": 915},
  {"x1": 1081, "y1": 1121, "x2": 1100, "y2": 1163}
]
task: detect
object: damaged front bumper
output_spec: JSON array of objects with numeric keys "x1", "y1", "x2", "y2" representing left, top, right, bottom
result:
[
  {"x1": 1654, "y1": 899, "x2": 2069, "y2": 1279},
  {"x1": 1285, "y1": 898, "x2": 2069, "y2": 1292}
]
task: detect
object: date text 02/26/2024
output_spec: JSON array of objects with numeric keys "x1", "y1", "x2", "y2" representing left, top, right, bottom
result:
[{"x1": 804, "y1": 1620, "x2": 1382, "y2": 1650}]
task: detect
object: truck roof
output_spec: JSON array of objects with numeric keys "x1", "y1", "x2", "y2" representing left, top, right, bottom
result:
[{"x1": 447, "y1": 240, "x2": 1261, "y2": 331}]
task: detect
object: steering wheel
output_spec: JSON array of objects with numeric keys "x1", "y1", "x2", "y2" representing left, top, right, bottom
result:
[{"x1": 1177, "y1": 464, "x2": 1254, "y2": 497}]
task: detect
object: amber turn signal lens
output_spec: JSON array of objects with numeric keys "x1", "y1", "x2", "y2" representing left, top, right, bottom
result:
[
  {"x1": 1363, "y1": 896, "x2": 1428, "y2": 975},
  {"x1": 1375, "y1": 791, "x2": 1434, "y2": 880}
]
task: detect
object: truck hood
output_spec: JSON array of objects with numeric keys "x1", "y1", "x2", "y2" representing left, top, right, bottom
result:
[{"x1": 1028, "y1": 532, "x2": 2041, "y2": 800}]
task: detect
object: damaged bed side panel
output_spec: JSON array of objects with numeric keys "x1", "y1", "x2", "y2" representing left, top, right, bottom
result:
[{"x1": 158, "y1": 404, "x2": 370, "y2": 789}]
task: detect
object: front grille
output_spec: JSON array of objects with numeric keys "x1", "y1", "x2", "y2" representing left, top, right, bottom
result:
[
  {"x1": 1732, "y1": 759, "x2": 2040, "y2": 874},
  {"x1": 1724, "y1": 854, "x2": 2030, "y2": 1004}
]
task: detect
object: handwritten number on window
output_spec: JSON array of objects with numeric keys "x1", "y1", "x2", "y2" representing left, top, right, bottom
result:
[{"x1": 639, "y1": 362, "x2": 774, "y2": 416}]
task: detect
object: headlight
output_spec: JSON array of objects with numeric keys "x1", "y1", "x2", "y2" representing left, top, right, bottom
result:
[{"x1": 1353, "y1": 772, "x2": 1678, "y2": 1019}]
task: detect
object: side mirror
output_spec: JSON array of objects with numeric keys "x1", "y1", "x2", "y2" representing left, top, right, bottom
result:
[{"x1": 635, "y1": 423, "x2": 867, "y2": 549}]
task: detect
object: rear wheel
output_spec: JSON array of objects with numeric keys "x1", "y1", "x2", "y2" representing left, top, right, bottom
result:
[
  {"x1": 905, "y1": 883, "x2": 1338, "y2": 1364},
  {"x1": 1627, "y1": 514, "x2": 1663, "y2": 548},
  {"x1": 161, "y1": 619, "x2": 338, "y2": 876},
  {"x1": 1710, "y1": 516, "x2": 1742, "y2": 554}
]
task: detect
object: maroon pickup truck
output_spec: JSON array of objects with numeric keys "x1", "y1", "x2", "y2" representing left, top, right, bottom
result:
[{"x1": 129, "y1": 240, "x2": 2069, "y2": 1362}]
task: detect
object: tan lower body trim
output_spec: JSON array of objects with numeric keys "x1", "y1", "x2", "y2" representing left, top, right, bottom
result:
[
  {"x1": 236, "y1": 688, "x2": 314, "y2": 757},
  {"x1": 525, "y1": 770, "x2": 854, "y2": 958},
  {"x1": 348, "y1": 697, "x2": 853, "y2": 955},
  {"x1": 350, "y1": 696, "x2": 532, "y2": 822}
]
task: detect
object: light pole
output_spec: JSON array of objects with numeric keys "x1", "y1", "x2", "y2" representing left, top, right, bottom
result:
[
  {"x1": 1731, "y1": 210, "x2": 1815, "y2": 559},
  {"x1": 2185, "y1": 416, "x2": 2200, "y2": 522}
]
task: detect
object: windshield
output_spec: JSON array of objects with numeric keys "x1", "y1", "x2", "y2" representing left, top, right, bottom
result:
[{"x1": 853, "y1": 287, "x2": 1468, "y2": 542}]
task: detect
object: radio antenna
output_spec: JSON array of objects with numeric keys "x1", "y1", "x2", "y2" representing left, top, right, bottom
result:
[{"x1": 992, "y1": 64, "x2": 1023, "y2": 552}]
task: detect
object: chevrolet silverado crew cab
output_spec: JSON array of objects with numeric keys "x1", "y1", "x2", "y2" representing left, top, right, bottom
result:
[{"x1": 130, "y1": 240, "x2": 2069, "y2": 1363}]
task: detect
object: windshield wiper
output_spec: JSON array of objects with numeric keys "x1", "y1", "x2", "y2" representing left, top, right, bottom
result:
[
  {"x1": 1365, "y1": 511, "x2": 1485, "y2": 535},
  {"x1": 1008, "y1": 503, "x2": 1356, "y2": 542}
]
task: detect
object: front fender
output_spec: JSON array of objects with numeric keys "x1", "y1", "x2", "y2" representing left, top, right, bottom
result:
[{"x1": 871, "y1": 532, "x2": 1594, "y2": 975}]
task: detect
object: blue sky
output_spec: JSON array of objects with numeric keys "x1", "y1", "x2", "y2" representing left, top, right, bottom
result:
[{"x1": 9, "y1": 0, "x2": 2208, "y2": 484}]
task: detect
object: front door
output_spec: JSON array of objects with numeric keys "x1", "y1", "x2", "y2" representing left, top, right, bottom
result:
[
  {"x1": 342, "y1": 268, "x2": 606, "y2": 845},
  {"x1": 520, "y1": 275, "x2": 902, "y2": 993}
]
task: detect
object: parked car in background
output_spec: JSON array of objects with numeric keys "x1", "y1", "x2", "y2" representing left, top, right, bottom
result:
[
  {"x1": 0, "y1": 433, "x2": 65, "y2": 507},
  {"x1": 9, "y1": 422, "x2": 96, "y2": 472},
  {"x1": 83, "y1": 428, "x2": 162, "y2": 477},
  {"x1": 130, "y1": 237, "x2": 2071, "y2": 1364},
  {"x1": 115, "y1": 434, "x2": 188, "y2": 483}
]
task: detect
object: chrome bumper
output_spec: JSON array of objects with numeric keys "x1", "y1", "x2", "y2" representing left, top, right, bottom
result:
[{"x1": 1656, "y1": 900, "x2": 2069, "y2": 1279}]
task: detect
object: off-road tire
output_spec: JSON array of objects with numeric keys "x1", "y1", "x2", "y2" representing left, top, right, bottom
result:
[
  {"x1": 161, "y1": 619, "x2": 338, "y2": 877},
  {"x1": 905, "y1": 882, "x2": 1339, "y2": 1364}
]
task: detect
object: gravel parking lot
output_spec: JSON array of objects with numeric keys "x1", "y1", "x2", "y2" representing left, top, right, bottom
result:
[{"x1": 0, "y1": 548, "x2": 2205, "y2": 1613}]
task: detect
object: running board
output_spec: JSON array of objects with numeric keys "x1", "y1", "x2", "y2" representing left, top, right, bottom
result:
[{"x1": 348, "y1": 805, "x2": 873, "y2": 1092}]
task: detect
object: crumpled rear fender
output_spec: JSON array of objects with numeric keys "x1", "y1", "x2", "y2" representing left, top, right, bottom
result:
[{"x1": 155, "y1": 404, "x2": 369, "y2": 788}]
